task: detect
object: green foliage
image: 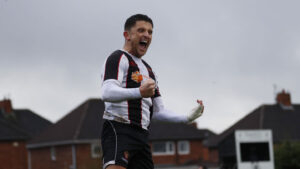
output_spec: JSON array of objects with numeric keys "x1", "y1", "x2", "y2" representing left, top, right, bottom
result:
[{"x1": 274, "y1": 141, "x2": 300, "y2": 169}]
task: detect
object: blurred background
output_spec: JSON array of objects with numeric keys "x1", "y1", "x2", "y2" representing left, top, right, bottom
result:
[{"x1": 1, "y1": 0, "x2": 300, "y2": 169}]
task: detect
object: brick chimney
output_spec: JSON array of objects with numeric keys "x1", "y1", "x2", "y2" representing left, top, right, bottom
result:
[
  {"x1": 189, "y1": 122, "x2": 198, "y2": 128},
  {"x1": 276, "y1": 90, "x2": 291, "y2": 106},
  {"x1": 0, "y1": 99, "x2": 13, "y2": 114}
]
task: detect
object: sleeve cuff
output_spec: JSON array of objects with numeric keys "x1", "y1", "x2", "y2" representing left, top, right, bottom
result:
[{"x1": 132, "y1": 88, "x2": 142, "y2": 98}]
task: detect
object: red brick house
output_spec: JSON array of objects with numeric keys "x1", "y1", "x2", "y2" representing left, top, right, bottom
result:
[
  {"x1": 27, "y1": 98, "x2": 218, "y2": 169},
  {"x1": 27, "y1": 99, "x2": 105, "y2": 169},
  {"x1": 0, "y1": 99, "x2": 52, "y2": 169},
  {"x1": 205, "y1": 90, "x2": 300, "y2": 168},
  {"x1": 149, "y1": 120, "x2": 218, "y2": 167}
]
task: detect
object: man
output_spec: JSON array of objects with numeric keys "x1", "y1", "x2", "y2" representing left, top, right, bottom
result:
[{"x1": 100, "y1": 14, "x2": 204, "y2": 169}]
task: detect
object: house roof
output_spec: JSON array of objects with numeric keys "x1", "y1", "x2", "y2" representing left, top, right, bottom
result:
[
  {"x1": 0, "y1": 105, "x2": 52, "y2": 141},
  {"x1": 0, "y1": 118, "x2": 29, "y2": 140},
  {"x1": 205, "y1": 103, "x2": 300, "y2": 147},
  {"x1": 28, "y1": 98, "x2": 105, "y2": 148},
  {"x1": 28, "y1": 98, "x2": 215, "y2": 148},
  {"x1": 14, "y1": 109, "x2": 52, "y2": 137},
  {"x1": 149, "y1": 120, "x2": 216, "y2": 141}
]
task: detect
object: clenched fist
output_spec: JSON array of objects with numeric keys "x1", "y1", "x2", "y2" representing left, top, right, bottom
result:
[
  {"x1": 187, "y1": 100, "x2": 204, "y2": 123},
  {"x1": 139, "y1": 78, "x2": 156, "y2": 98}
]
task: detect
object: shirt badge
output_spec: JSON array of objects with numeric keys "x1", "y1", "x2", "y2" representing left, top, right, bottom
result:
[{"x1": 131, "y1": 71, "x2": 143, "y2": 83}]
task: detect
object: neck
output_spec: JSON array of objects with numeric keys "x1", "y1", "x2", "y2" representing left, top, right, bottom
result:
[{"x1": 123, "y1": 44, "x2": 141, "y2": 58}]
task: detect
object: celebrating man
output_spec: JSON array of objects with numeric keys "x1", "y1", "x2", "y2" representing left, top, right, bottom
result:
[{"x1": 100, "y1": 14, "x2": 204, "y2": 169}]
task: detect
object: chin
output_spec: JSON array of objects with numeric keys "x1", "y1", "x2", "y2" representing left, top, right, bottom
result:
[
  {"x1": 137, "y1": 53, "x2": 145, "y2": 58},
  {"x1": 138, "y1": 50, "x2": 147, "y2": 57}
]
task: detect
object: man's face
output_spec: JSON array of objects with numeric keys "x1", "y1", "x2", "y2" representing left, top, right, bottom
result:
[{"x1": 125, "y1": 21, "x2": 153, "y2": 58}]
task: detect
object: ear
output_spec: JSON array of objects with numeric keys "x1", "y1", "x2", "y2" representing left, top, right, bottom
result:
[{"x1": 123, "y1": 31, "x2": 130, "y2": 41}]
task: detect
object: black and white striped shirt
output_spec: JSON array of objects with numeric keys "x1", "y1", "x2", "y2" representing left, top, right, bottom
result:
[{"x1": 101, "y1": 49, "x2": 187, "y2": 130}]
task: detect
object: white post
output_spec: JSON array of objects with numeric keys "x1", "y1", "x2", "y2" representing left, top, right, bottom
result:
[
  {"x1": 27, "y1": 150, "x2": 32, "y2": 169},
  {"x1": 71, "y1": 145, "x2": 77, "y2": 169}
]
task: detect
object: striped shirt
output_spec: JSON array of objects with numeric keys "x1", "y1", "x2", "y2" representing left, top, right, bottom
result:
[{"x1": 101, "y1": 50, "x2": 187, "y2": 130}]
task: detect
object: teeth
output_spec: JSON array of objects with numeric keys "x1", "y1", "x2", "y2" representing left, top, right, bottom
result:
[{"x1": 140, "y1": 41, "x2": 147, "y2": 46}]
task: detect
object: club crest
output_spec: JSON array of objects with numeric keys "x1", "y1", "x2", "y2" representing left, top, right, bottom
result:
[{"x1": 131, "y1": 71, "x2": 143, "y2": 83}]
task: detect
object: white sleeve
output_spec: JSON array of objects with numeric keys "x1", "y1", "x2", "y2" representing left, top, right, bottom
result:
[
  {"x1": 100, "y1": 53, "x2": 141, "y2": 102},
  {"x1": 101, "y1": 79, "x2": 141, "y2": 102},
  {"x1": 152, "y1": 96, "x2": 188, "y2": 123}
]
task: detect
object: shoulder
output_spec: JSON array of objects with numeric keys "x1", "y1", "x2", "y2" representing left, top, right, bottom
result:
[
  {"x1": 141, "y1": 59, "x2": 153, "y2": 70},
  {"x1": 105, "y1": 50, "x2": 129, "y2": 66},
  {"x1": 107, "y1": 50, "x2": 125, "y2": 61},
  {"x1": 102, "y1": 50, "x2": 129, "y2": 80}
]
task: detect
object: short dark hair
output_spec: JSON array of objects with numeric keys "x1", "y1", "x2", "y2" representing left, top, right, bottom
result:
[{"x1": 124, "y1": 14, "x2": 153, "y2": 31}]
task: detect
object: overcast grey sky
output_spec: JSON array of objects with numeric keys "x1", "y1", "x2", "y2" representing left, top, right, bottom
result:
[{"x1": 1, "y1": 0, "x2": 299, "y2": 133}]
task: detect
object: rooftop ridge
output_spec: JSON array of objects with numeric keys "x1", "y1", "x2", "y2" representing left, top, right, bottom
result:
[
  {"x1": 209, "y1": 104, "x2": 264, "y2": 145},
  {"x1": 73, "y1": 100, "x2": 90, "y2": 140},
  {"x1": 259, "y1": 105, "x2": 265, "y2": 129}
]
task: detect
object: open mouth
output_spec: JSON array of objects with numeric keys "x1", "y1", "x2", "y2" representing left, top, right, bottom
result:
[{"x1": 139, "y1": 40, "x2": 148, "y2": 49}]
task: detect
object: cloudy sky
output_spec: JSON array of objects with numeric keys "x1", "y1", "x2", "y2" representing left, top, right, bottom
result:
[{"x1": 1, "y1": 0, "x2": 299, "y2": 133}]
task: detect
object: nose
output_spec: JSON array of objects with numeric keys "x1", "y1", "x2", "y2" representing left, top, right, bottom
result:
[
  {"x1": 143, "y1": 31, "x2": 151, "y2": 38},
  {"x1": 143, "y1": 32, "x2": 150, "y2": 38}
]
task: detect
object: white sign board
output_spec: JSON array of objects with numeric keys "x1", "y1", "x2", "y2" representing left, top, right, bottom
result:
[{"x1": 235, "y1": 130, "x2": 274, "y2": 169}]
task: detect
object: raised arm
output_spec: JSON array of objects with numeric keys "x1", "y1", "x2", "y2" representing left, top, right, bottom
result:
[
  {"x1": 101, "y1": 78, "x2": 156, "y2": 102},
  {"x1": 152, "y1": 97, "x2": 204, "y2": 123},
  {"x1": 101, "y1": 79, "x2": 141, "y2": 102}
]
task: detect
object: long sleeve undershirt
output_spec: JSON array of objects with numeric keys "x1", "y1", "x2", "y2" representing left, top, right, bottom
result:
[
  {"x1": 101, "y1": 79, "x2": 141, "y2": 102},
  {"x1": 101, "y1": 79, "x2": 188, "y2": 123}
]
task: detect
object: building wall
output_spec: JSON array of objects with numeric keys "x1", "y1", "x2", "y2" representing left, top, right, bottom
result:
[
  {"x1": 151, "y1": 140, "x2": 216, "y2": 165},
  {"x1": 0, "y1": 141, "x2": 28, "y2": 169},
  {"x1": 29, "y1": 141, "x2": 215, "y2": 168},
  {"x1": 177, "y1": 140, "x2": 204, "y2": 164},
  {"x1": 30, "y1": 145, "x2": 73, "y2": 169},
  {"x1": 30, "y1": 144, "x2": 102, "y2": 169},
  {"x1": 152, "y1": 152, "x2": 177, "y2": 165},
  {"x1": 76, "y1": 144, "x2": 102, "y2": 169},
  {"x1": 208, "y1": 148, "x2": 219, "y2": 163}
]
